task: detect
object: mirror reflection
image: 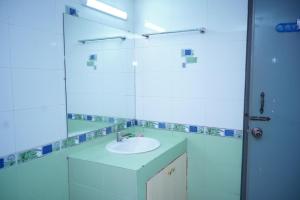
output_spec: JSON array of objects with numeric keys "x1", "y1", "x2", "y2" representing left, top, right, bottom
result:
[{"x1": 64, "y1": 14, "x2": 135, "y2": 137}]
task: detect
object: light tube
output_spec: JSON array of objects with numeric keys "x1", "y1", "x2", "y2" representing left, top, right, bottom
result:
[{"x1": 86, "y1": 0, "x2": 128, "y2": 20}]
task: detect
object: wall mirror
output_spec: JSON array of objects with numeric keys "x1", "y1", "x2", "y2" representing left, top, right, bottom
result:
[{"x1": 64, "y1": 14, "x2": 135, "y2": 137}]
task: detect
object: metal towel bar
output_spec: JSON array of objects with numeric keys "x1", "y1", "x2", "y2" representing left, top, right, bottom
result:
[
  {"x1": 142, "y1": 27, "x2": 206, "y2": 38},
  {"x1": 79, "y1": 36, "x2": 126, "y2": 44}
]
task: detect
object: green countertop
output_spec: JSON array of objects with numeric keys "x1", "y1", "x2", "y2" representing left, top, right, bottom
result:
[{"x1": 68, "y1": 128, "x2": 187, "y2": 171}]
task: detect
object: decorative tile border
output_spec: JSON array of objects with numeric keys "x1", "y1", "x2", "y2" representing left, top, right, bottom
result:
[
  {"x1": 0, "y1": 118, "x2": 133, "y2": 171},
  {"x1": 0, "y1": 154, "x2": 17, "y2": 169},
  {"x1": 18, "y1": 141, "x2": 61, "y2": 164},
  {"x1": 136, "y1": 120, "x2": 243, "y2": 138},
  {"x1": 0, "y1": 118, "x2": 242, "y2": 171},
  {"x1": 67, "y1": 113, "x2": 127, "y2": 124}
]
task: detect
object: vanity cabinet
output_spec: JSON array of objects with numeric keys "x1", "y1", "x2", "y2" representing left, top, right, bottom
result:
[
  {"x1": 68, "y1": 130, "x2": 187, "y2": 200},
  {"x1": 147, "y1": 153, "x2": 187, "y2": 200}
]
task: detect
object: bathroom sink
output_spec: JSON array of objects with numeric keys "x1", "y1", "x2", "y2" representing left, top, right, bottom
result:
[{"x1": 106, "y1": 137, "x2": 160, "y2": 154}]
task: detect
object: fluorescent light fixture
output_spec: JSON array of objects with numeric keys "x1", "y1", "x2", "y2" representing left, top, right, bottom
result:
[
  {"x1": 86, "y1": 0, "x2": 128, "y2": 20},
  {"x1": 144, "y1": 21, "x2": 166, "y2": 32}
]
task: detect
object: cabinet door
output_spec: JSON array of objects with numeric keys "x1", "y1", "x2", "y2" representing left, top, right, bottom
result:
[{"x1": 147, "y1": 153, "x2": 187, "y2": 200}]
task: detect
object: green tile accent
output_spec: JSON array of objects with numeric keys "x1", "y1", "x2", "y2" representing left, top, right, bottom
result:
[
  {"x1": 18, "y1": 150, "x2": 39, "y2": 163},
  {"x1": 144, "y1": 121, "x2": 158, "y2": 128},
  {"x1": 94, "y1": 116, "x2": 103, "y2": 122},
  {"x1": 186, "y1": 56, "x2": 198, "y2": 63},
  {"x1": 62, "y1": 137, "x2": 79, "y2": 149},
  {"x1": 206, "y1": 127, "x2": 223, "y2": 136},
  {"x1": 173, "y1": 123, "x2": 189, "y2": 132},
  {"x1": 74, "y1": 114, "x2": 83, "y2": 120}
]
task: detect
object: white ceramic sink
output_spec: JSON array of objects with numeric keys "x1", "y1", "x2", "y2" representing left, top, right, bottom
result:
[{"x1": 106, "y1": 137, "x2": 160, "y2": 154}]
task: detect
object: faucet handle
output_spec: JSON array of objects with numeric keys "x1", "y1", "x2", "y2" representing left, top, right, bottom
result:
[{"x1": 116, "y1": 132, "x2": 123, "y2": 142}]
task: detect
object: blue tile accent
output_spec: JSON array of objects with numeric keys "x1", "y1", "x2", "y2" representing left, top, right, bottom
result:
[
  {"x1": 126, "y1": 121, "x2": 132, "y2": 128},
  {"x1": 225, "y1": 129, "x2": 234, "y2": 137},
  {"x1": 42, "y1": 144, "x2": 52, "y2": 155},
  {"x1": 185, "y1": 49, "x2": 192, "y2": 56},
  {"x1": 90, "y1": 54, "x2": 97, "y2": 60},
  {"x1": 0, "y1": 158, "x2": 4, "y2": 169},
  {"x1": 87, "y1": 115, "x2": 93, "y2": 121},
  {"x1": 158, "y1": 123, "x2": 166, "y2": 129},
  {"x1": 109, "y1": 117, "x2": 115, "y2": 123},
  {"x1": 79, "y1": 134, "x2": 86, "y2": 143},
  {"x1": 106, "y1": 127, "x2": 112, "y2": 134},
  {"x1": 67, "y1": 114, "x2": 73, "y2": 119},
  {"x1": 189, "y1": 126, "x2": 198, "y2": 133},
  {"x1": 69, "y1": 7, "x2": 77, "y2": 16}
]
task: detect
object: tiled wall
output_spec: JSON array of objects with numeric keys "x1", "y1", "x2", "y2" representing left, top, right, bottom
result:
[
  {"x1": 134, "y1": 0, "x2": 247, "y2": 130},
  {"x1": 0, "y1": 0, "x2": 134, "y2": 157},
  {"x1": 64, "y1": 15, "x2": 135, "y2": 119}
]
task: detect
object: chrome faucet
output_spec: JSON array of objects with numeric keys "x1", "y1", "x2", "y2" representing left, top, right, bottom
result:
[{"x1": 116, "y1": 132, "x2": 123, "y2": 142}]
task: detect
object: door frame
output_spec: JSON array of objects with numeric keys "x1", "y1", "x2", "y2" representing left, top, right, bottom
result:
[{"x1": 241, "y1": 0, "x2": 254, "y2": 199}]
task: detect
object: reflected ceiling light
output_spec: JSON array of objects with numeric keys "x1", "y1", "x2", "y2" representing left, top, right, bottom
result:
[
  {"x1": 86, "y1": 0, "x2": 128, "y2": 20},
  {"x1": 144, "y1": 21, "x2": 166, "y2": 32},
  {"x1": 132, "y1": 61, "x2": 138, "y2": 67}
]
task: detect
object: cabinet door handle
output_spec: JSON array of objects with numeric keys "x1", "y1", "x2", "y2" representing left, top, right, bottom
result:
[{"x1": 167, "y1": 168, "x2": 176, "y2": 176}]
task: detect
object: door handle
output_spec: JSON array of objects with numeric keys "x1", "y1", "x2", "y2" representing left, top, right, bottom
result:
[
  {"x1": 260, "y1": 92, "x2": 265, "y2": 114},
  {"x1": 250, "y1": 116, "x2": 271, "y2": 121}
]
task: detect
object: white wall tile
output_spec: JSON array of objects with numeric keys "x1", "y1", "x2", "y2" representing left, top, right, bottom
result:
[
  {"x1": 0, "y1": 0, "x2": 248, "y2": 158},
  {"x1": 12, "y1": 69, "x2": 65, "y2": 110},
  {"x1": 203, "y1": 99, "x2": 244, "y2": 130},
  {"x1": 6, "y1": 0, "x2": 59, "y2": 34},
  {"x1": 170, "y1": 71, "x2": 207, "y2": 99},
  {"x1": 140, "y1": 71, "x2": 172, "y2": 98},
  {"x1": 0, "y1": 111, "x2": 15, "y2": 157},
  {"x1": 0, "y1": 69, "x2": 13, "y2": 112},
  {"x1": 134, "y1": 0, "x2": 207, "y2": 34},
  {"x1": 134, "y1": 0, "x2": 248, "y2": 130},
  {"x1": 170, "y1": 98, "x2": 206, "y2": 125},
  {"x1": 101, "y1": 49, "x2": 134, "y2": 73},
  {"x1": 134, "y1": 46, "x2": 178, "y2": 72},
  {"x1": 135, "y1": 71, "x2": 144, "y2": 97},
  {"x1": 0, "y1": 22, "x2": 10, "y2": 68},
  {"x1": 67, "y1": 92, "x2": 135, "y2": 119},
  {"x1": 0, "y1": 0, "x2": 137, "y2": 156},
  {"x1": 139, "y1": 97, "x2": 173, "y2": 122},
  {"x1": 10, "y1": 25, "x2": 64, "y2": 70},
  {"x1": 14, "y1": 105, "x2": 67, "y2": 152},
  {"x1": 135, "y1": 97, "x2": 144, "y2": 120},
  {"x1": 88, "y1": 72, "x2": 135, "y2": 96},
  {"x1": 206, "y1": 69, "x2": 245, "y2": 101},
  {"x1": 202, "y1": 40, "x2": 247, "y2": 71},
  {"x1": 65, "y1": 15, "x2": 135, "y2": 117},
  {"x1": 207, "y1": 0, "x2": 248, "y2": 33}
]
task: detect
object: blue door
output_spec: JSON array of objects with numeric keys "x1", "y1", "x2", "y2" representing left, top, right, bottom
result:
[{"x1": 244, "y1": 0, "x2": 300, "y2": 199}]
